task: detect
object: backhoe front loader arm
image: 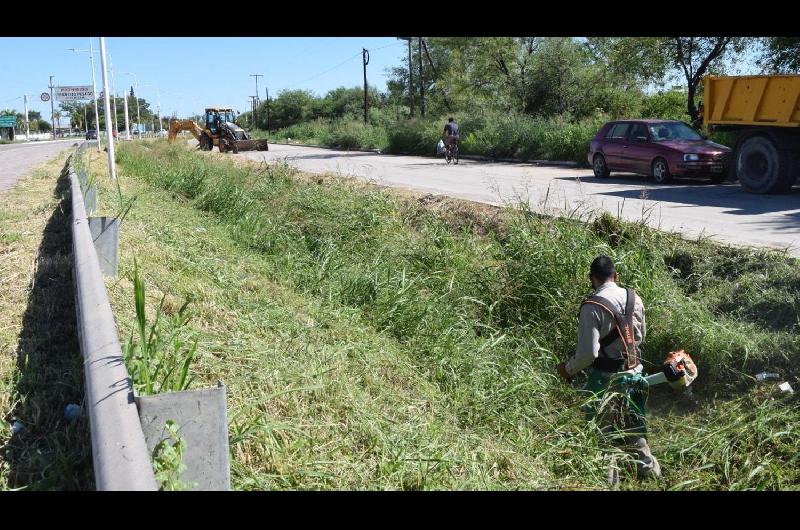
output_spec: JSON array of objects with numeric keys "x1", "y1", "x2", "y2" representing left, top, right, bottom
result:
[{"x1": 168, "y1": 119, "x2": 204, "y2": 142}]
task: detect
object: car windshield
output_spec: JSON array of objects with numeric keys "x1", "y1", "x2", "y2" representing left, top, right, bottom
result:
[{"x1": 649, "y1": 122, "x2": 703, "y2": 141}]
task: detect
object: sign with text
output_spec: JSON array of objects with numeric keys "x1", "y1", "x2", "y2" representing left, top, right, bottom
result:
[
  {"x1": 0, "y1": 116, "x2": 16, "y2": 128},
  {"x1": 55, "y1": 86, "x2": 94, "y2": 101}
]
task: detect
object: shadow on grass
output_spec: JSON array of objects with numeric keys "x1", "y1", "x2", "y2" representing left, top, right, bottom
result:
[{"x1": 1, "y1": 164, "x2": 94, "y2": 490}]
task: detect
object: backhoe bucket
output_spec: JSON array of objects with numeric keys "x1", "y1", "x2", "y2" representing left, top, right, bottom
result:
[{"x1": 231, "y1": 139, "x2": 269, "y2": 153}]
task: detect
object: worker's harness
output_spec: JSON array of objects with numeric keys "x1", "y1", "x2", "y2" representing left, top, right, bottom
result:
[{"x1": 579, "y1": 287, "x2": 640, "y2": 373}]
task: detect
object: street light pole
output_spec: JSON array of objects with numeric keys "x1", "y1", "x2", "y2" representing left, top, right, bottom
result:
[
  {"x1": 88, "y1": 39, "x2": 101, "y2": 150},
  {"x1": 23, "y1": 94, "x2": 30, "y2": 140},
  {"x1": 123, "y1": 89, "x2": 130, "y2": 140},
  {"x1": 143, "y1": 82, "x2": 163, "y2": 132},
  {"x1": 109, "y1": 53, "x2": 118, "y2": 134},
  {"x1": 69, "y1": 44, "x2": 102, "y2": 149},
  {"x1": 121, "y1": 72, "x2": 140, "y2": 137},
  {"x1": 49, "y1": 75, "x2": 55, "y2": 139},
  {"x1": 99, "y1": 37, "x2": 117, "y2": 183}
]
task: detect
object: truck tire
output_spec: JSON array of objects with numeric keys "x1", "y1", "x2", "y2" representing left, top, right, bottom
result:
[{"x1": 736, "y1": 135, "x2": 795, "y2": 194}]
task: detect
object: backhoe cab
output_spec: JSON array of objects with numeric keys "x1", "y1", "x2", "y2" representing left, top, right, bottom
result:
[{"x1": 168, "y1": 107, "x2": 268, "y2": 153}]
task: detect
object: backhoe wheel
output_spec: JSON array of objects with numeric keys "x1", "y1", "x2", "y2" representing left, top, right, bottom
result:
[
  {"x1": 200, "y1": 133, "x2": 212, "y2": 151},
  {"x1": 736, "y1": 135, "x2": 794, "y2": 194},
  {"x1": 218, "y1": 138, "x2": 229, "y2": 153}
]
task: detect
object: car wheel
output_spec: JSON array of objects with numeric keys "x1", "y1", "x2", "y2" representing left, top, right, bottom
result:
[
  {"x1": 593, "y1": 154, "x2": 610, "y2": 178},
  {"x1": 651, "y1": 158, "x2": 673, "y2": 184}
]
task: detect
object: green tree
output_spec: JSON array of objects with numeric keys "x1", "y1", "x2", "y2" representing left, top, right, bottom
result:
[
  {"x1": 758, "y1": 37, "x2": 800, "y2": 73},
  {"x1": 586, "y1": 37, "x2": 753, "y2": 122},
  {"x1": 666, "y1": 37, "x2": 750, "y2": 121},
  {"x1": 387, "y1": 37, "x2": 643, "y2": 119},
  {"x1": 586, "y1": 37, "x2": 671, "y2": 90},
  {"x1": 269, "y1": 89, "x2": 318, "y2": 129}
]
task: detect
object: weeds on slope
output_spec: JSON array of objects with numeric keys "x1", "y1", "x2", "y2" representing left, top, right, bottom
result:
[{"x1": 114, "y1": 140, "x2": 800, "y2": 489}]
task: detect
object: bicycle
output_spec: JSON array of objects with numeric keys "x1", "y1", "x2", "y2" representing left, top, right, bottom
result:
[{"x1": 445, "y1": 141, "x2": 459, "y2": 164}]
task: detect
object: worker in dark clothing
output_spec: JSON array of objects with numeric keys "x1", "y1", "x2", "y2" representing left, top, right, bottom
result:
[{"x1": 557, "y1": 256, "x2": 661, "y2": 484}]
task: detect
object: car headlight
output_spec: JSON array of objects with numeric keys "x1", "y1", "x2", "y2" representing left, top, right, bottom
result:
[{"x1": 684, "y1": 154, "x2": 700, "y2": 162}]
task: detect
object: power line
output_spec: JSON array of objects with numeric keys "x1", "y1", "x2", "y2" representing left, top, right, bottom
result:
[
  {"x1": 372, "y1": 41, "x2": 404, "y2": 52},
  {"x1": 278, "y1": 41, "x2": 405, "y2": 92},
  {"x1": 283, "y1": 51, "x2": 363, "y2": 89}
]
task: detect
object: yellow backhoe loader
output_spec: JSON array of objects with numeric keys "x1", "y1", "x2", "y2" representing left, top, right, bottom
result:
[{"x1": 168, "y1": 107, "x2": 268, "y2": 153}]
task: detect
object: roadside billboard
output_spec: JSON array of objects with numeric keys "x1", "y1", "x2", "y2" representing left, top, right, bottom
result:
[{"x1": 55, "y1": 86, "x2": 94, "y2": 102}]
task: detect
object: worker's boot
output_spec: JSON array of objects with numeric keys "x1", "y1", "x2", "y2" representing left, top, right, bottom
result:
[
  {"x1": 630, "y1": 437, "x2": 661, "y2": 480},
  {"x1": 606, "y1": 454, "x2": 620, "y2": 489}
]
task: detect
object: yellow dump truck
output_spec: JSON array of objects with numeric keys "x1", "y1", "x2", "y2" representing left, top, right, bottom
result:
[{"x1": 704, "y1": 74, "x2": 800, "y2": 193}]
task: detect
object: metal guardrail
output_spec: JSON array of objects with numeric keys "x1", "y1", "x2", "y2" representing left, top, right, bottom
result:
[
  {"x1": 68, "y1": 142, "x2": 230, "y2": 490},
  {"x1": 68, "y1": 145, "x2": 158, "y2": 491}
]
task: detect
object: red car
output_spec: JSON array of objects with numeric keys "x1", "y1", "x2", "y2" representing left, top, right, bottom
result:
[{"x1": 588, "y1": 120, "x2": 732, "y2": 184}]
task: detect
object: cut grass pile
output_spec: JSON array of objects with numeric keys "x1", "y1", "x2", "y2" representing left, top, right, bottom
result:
[{"x1": 95, "y1": 139, "x2": 800, "y2": 489}]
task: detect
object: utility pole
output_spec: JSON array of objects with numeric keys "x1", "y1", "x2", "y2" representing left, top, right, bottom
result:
[
  {"x1": 250, "y1": 74, "x2": 263, "y2": 128},
  {"x1": 248, "y1": 96, "x2": 257, "y2": 127},
  {"x1": 265, "y1": 87, "x2": 270, "y2": 134},
  {"x1": 99, "y1": 37, "x2": 117, "y2": 183},
  {"x1": 398, "y1": 37, "x2": 414, "y2": 117},
  {"x1": 49, "y1": 75, "x2": 55, "y2": 139},
  {"x1": 362, "y1": 48, "x2": 369, "y2": 124},
  {"x1": 418, "y1": 37, "x2": 425, "y2": 118},
  {"x1": 23, "y1": 94, "x2": 30, "y2": 140}
]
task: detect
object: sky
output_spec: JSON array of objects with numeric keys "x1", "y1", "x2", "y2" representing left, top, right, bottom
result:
[{"x1": 0, "y1": 37, "x2": 408, "y2": 120}]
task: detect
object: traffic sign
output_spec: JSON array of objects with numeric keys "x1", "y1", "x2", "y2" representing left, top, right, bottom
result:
[{"x1": 41, "y1": 92, "x2": 50, "y2": 102}]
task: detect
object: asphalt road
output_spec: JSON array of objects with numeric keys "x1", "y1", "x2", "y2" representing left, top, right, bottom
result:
[
  {"x1": 0, "y1": 140, "x2": 77, "y2": 195},
  {"x1": 202, "y1": 141, "x2": 800, "y2": 256}
]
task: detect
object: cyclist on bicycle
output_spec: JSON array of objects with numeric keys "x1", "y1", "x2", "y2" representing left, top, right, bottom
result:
[{"x1": 443, "y1": 117, "x2": 459, "y2": 153}]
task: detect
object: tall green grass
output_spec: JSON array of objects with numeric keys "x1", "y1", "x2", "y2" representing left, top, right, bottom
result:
[
  {"x1": 270, "y1": 111, "x2": 606, "y2": 163},
  {"x1": 114, "y1": 141, "x2": 800, "y2": 489},
  {"x1": 122, "y1": 259, "x2": 197, "y2": 396}
]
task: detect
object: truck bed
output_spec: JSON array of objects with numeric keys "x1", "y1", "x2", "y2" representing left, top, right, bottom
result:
[{"x1": 704, "y1": 74, "x2": 800, "y2": 128}]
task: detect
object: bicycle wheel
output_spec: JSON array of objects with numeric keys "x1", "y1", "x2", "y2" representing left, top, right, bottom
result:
[{"x1": 445, "y1": 146, "x2": 452, "y2": 164}]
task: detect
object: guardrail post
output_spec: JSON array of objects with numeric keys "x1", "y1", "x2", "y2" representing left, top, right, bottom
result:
[
  {"x1": 136, "y1": 382, "x2": 231, "y2": 491},
  {"x1": 87, "y1": 216, "x2": 119, "y2": 276}
]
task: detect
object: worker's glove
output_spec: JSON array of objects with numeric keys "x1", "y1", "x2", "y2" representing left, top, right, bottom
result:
[{"x1": 557, "y1": 361, "x2": 573, "y2": 382}]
